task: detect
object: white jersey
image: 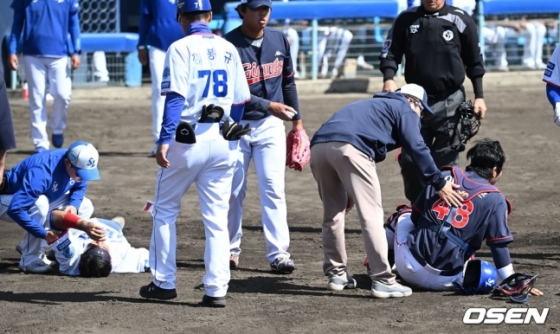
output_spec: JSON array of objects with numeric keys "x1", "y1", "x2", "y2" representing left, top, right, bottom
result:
[
  {"x1": 161, "y1": 33, "x2": 251, "y2": 124},
  {"x1": 51, "y1": 218, "x2": 149, "y2": 276},
  {"x1": 450, "y1": 0, "x2": 476, "y2": 16},
  {"x1": 543, "y1": 45, "x2": 560, "y2": 87}
]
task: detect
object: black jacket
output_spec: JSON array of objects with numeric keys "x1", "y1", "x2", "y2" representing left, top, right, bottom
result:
[{"x1": 379, "y1": 4, "x2": 485, "y2": 99}]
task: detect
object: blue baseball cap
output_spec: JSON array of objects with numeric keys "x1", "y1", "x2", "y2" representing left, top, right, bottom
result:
[
  {"x1": 177, "y1": 0, "x2": 212, "y2": 13},
  {"x1": 240, "y1": 0, "x2": 272, "y2": 9},
  {"x1": 399, "y1": 84, "x2": 434, "y2": 118},
  {"x1": 66, "y1": 141, "x2": 100, "y2": 181}
]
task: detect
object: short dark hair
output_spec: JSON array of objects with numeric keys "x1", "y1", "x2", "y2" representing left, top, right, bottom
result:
[
  {"x1": 465, "y1": 139, "x2": 506, "y2": 179},
  {"x1": 236, "y1": 4, "x2": 247, "y2": 19},
  {"x1": 79, "y1": 247, "x2": 112, "y2": 278},
  {"x1": 178, "y1": 10, "x2": 211, "y2": 22}
]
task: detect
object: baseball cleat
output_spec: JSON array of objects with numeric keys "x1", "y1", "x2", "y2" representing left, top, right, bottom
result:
[
  {"x1": 139, "y1": 282, "x2": 177, "y2": 300},
  {"x1": 52, "y1": 134, "x2": 64, "y2": 148},
  {"x1": 199, "y1": 295, "x2": 226, "y2": 308},
  {"x1": 270, "y1": 257, "x2": 295, "y2": 274},
  {"x1": 327, "y1": 269, "x2": 357, "y2": 291},
  {"x1": 19, "y1": 259, "x2": 55, "y2": 274},
  {"x1": 371, "y1": 281, "x2": 412, "y2": 298},
  {"x1": 230, "y1": 254, "x2": 239, "y2": 270}
]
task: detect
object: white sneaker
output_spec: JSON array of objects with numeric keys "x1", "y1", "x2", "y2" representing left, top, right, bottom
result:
[
  {"x1": 111, "y1": 216, "x2": 126, "y2": 230},
  {"x1": 19, "y1": 260, "x2": 55, "y2": 274},
  {"x1": 371, "y1": 281, "x2": 412, "y2": 298}
]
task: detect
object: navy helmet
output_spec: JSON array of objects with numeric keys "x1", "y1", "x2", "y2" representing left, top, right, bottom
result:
[{"x1": 177, "y1": 0, "x2": 212, "y2": 14}]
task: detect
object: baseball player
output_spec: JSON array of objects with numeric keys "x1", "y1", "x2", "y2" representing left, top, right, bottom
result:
[
  {"x1": 380, "y1": 139, "x2": 541, "y2": 296},
  {"x1": 137, "y1": 0, "x2": 186, "y2": 156},
  {"x1": 47, "y1": 210, "x2": 149, "y2": 277},
  {"x1": 317, "y1": 26, "x2": 353, "y2": 79},
  {"x1": 0, "y1": 141, "x2": 100, "y2": 274},
  {"x1": 138, "y1": 0, "x2": 251, "y2": 308},
  {"x1": 9, "y1": 0, "x2": 82, "y2": 153},
  {"x1": 543, "y1": 44, "x2": 560, "y2": 125},
  {"x1": 225, "y1": 0, "x2": 309, "y2": 274}
]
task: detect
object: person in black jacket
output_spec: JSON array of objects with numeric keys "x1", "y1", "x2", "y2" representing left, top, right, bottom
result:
[
  {"x1": 0, "y1": 72, "x2": 16, "y2": 190},
  {"x1": 380, "y1": 0, "x2": 487, "y2": 203}
]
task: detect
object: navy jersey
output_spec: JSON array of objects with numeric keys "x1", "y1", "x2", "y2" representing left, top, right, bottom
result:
[
  {"x1": 3, "y1": 149, "x2": 88, "y2": 239},
  {"x1": 408, "y1": 166, "x2": 512, "y2": 274},
  {"x1": 224, "y1": 26, "x2": 301, "y2": 121}
]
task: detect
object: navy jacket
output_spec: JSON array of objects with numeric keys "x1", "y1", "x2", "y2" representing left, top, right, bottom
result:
[
  {"x1": 224, "y1": 26, "x2": 301, "y2": 120},
  {"x1": 311, "y1": 92, "x2": 446, "y2": 190}
]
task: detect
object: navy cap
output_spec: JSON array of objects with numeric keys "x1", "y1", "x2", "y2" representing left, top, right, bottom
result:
[{"x1": 240, "y1": 0, "x2": 272, "y2": 9}]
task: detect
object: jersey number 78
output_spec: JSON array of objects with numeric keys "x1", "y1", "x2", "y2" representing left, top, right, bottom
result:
[{"x1": 198, "y1": 70, "x2": 228, "y2": 98}]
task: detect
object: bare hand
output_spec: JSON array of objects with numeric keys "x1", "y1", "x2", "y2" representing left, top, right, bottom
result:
[
  {"x1": 345, "y1": 196, "x2": 355, "y2": 215},
  {"x1": 529, "y1": 287, "x2": 544, "y2": 296},
  {"x1": 156, "y1": 144, "x2": 170, "y2": 168},
  {"x1": 269, "y1": 102, "x2": 297, "y2": 121},
  {"x1": 45, "y1": 230, "x2": 62, "y2": 244},
  {"x1": 63, "y1": 205, "x2": 78, "y2": 215},
  {"x1": 382, "y1": 79, "x2": 398, "y2": 92},
  {"x1": 473, "y1": 98, "x2": 487, "y2": 119},
  {"x1": 71, "y1": 55, "x2": 81, "y2": 70},
  {"x1": 85, "y1": 222, "x2": 106, "y2": 241},
  {"x1": 436, "y1": 181, "x2": 464, "y2": 207},
  {"x1": 9, "y1": 54, "x2": 18, "y2": 71},
  {"x1": 138, "y1": 49, "x2": 148, "y2": 66}
]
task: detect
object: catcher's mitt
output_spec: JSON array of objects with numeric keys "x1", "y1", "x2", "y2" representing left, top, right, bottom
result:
[
  {"x1": 286, "y1": 129, "x2": 310, "y2": 171},
  {"x1": 492, "y1": 273, "x2": 539, "y2": 304},
  {"x1": 449, "y1": 100, "x2": 481, "y2": 152}
]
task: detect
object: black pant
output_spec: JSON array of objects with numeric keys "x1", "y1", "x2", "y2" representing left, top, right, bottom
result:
[{"x1": 398, "y1": 88, "x2": 465, "y2": 203}]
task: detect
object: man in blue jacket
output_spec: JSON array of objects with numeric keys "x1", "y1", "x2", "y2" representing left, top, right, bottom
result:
[
  {"x1": 9, "y1": 0, "x2": 82, "y2": 153},
  {"x1": 137, "y1": 0, "x2": 185, "y2": 156},
  {"x1": 310, "y1": 84, "x2": 464, "y2": 298},
  {"x1": 0, "y1": 141, "x2": 100, "y2": 274}
]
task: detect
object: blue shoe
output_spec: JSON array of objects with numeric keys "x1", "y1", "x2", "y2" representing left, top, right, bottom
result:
[
  {"x1": 270, "y1": 257, "x2": 295, "y2": 274},
  {"x1": 52, "y1": 134, "x2": 64, "y2": 148}
]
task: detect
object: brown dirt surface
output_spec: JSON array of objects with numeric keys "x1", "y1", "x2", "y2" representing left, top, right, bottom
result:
[{"x1": 1, "y1": 85, "x2": 559, "y2": 333}]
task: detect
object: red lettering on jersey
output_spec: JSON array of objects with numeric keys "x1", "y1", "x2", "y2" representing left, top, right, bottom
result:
[
  {"x1": 431, "y1": 199, "x2": 474, "y2": 229},
  {"x1": 243, "y1": 59, "x2": 284, "y2": 85}
]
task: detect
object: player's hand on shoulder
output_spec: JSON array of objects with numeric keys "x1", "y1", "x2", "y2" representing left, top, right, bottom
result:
[
  {"x1": 382, "y1": 80, "x2": 398, "y2": 93},
  {"x1": 45, "y1": 230, "x2": 62, "y2": 244},
  {"x1": 437, "y1": 181, "x2": 464, "y2": 207},
  {"x1": 156, "y1": 144, "x2": 170, "y2": 168},
  {"x1": 473, "y1": 98, "x2": 487, "y2": 119},
  {"x1": 269, "y1": 102, "x2": 297, "y2": 121},
  {"x1": 85, "y1": 222, "x2": 106, "y2": 241}
]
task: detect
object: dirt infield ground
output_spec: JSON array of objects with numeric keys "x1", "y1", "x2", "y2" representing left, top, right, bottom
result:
[{"x1": 1, "y1": 82, "x2": 559, "y2": 334}]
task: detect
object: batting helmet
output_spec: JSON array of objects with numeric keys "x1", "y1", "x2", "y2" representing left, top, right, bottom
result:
[
  {"x1": 177, "y1": 0, "x2": 212, "y2": 13},
  {"x1": 454, "y1": 259, "x2": 498, "y2": 295}
]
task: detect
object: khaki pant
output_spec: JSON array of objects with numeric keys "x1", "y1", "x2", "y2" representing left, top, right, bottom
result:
[{"x1": 310, "y1": 142, "x2": 395, "y2": 284}]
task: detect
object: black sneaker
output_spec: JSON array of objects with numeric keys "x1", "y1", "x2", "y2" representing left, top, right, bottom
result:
[
  {"x1": 199, "y1": 295, "x2": 226, "y2": 308},
  {"x1": 139, "y1": 282, "x2": 177, "y2": 300}
]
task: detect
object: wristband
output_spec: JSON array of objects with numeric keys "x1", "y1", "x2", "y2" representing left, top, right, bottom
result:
[
  {"x1": 60, "y1": 212, "x2": 81, "y2": 229},
  {"x1": 137, "y1": 45, "x2": 146, "y2": 50}
]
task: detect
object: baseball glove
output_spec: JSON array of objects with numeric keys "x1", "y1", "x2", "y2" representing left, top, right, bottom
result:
[
  {"x1": 492, "y1": 273, "x2": 539, "y2": 304},
  {"x1": 286, "y1": 129, "x2": 310, "y2": 171},
  {"x1": 222, "y1": 121, "x2": 251, "y2": 141}
]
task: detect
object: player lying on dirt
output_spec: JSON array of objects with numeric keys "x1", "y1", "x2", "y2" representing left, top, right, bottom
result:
[
  {"x1": 365, "y1": 139, "x2": 543, "y2": 295},
  {"x1": 46, "y1": 210, "x2": 149, "y2": 277}
]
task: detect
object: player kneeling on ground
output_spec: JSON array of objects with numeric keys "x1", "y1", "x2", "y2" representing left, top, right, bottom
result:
[
  {"x1": 381, "y1": 139, "x2": 543, "y2": 296},
  {"x1": 48, "y1": 210, "x2": 149, "y2": 277}
]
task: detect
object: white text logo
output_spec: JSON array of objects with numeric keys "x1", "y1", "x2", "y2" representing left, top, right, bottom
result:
[{"x1": 463, "y1": 308, "x2": 549, "y2": 324}]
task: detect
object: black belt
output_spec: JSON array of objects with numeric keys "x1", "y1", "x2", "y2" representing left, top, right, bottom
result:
[{"x1": 427, "y1": 86, "x2": 463, "y2": 103}]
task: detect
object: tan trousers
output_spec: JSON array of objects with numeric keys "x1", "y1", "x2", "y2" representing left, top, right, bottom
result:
[{"x1": 310, "y1": 142, "x2": 396, "y2": 284}]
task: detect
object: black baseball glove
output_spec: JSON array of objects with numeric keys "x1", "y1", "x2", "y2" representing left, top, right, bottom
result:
[
  {"x1": 492, "y1": 273, "x2": 539, "y2": 304},
  {"x1": 222, "y1": 121, "x2": 250, "y2": 141}
]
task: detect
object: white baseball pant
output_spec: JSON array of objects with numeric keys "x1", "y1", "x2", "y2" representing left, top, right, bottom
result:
[
  {"x1": 0, "y1": 194, "x2": 93, "y2": 268},
  {"x1": 150, "y1": 123, "x2": 237, "y2": 297},
  {"x1": 24, "y1": 56, "x2": 72, "y2": 151},
  {"x1": 228, "y1": 115, "x2": 290, "y2": 263},
  {"x1": 284, "y1": 28, "x2": 300, "y2": 77},
  {"x1": 317, "y1": 27, "x2": 353, "y2": 77},
  {"x1": 149, "y1": 47, "x2": 167, "y2": 144},
  {"x1": 388, "y1": 213, "x2": 462, "y2": 291}
]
